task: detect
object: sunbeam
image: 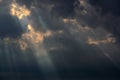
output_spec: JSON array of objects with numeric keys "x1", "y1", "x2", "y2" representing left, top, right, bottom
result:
[
  {"x1": 0, "y1": 0, "x2": 120, "y2": 80},
  {"x1": 9, "y1": 0, "x2": 60, "y2": 79}
]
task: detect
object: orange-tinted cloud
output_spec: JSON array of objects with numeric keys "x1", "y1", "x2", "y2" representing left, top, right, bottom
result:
[
  {"x1": 87, "y1": 37, "x2": 116, "y2": 45},
  {"x1": 10, "y1": 2, "x2": 31, "y2": 19}
]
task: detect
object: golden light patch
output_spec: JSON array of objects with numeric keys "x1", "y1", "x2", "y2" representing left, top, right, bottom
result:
[
  {"x1": 63, "y1": 18, "x2": 77, "y2": 24},
  {"x1": 10, "y1": 2, "x2": 31, "y2": 19},
  {"x1": 87, "y1": 38, "x2": 99, "y2": 45},
  {"x1": 87, "y1": 37, "x2": 116, "y2": 45},
  {"x1": 63, "y1": 18, "x2": 91, "y2": 32},
  {"x1": 22, "y1": 24, "x2": 44, "y2": 44},
  {"x1": 63, "y1": 19, "x2": 68, "y2": 23},
  {"x1": 44, "y1": 30, "x2": 53, "y2": 37}
]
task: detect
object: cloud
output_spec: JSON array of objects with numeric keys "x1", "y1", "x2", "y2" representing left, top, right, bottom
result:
[
  {"x1": 89, "y1": 0, "x2": 120, "y2": 15},
  {"x1": 74, "y1": 0, "x2": 120, "y2": 43},
  {"x1": 16, "y1": 0, "x2": 78, "y2": 17},
  {"x1": 12, "y1": 0, "x2": 120, "y2": 55},
  {"x1": 0, "y1": 0, "x2": 120, "y2": 78},
  {"x1": 10, "y1": 2, "x2": 31, "y2": 19}
]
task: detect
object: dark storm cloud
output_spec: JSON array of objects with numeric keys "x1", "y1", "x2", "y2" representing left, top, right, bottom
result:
[
  {"x1": 89, "y1": 0, "x2": 120, "y2": 16},
  {"x1": 50, "y1": 0, "x2": 78, "y2": 17},
  {"x1": 88, "y1": 0, "x2": 120, "y2": 42},
  {"x1": 74, "y1": 0, "x2": 120, "y2": 43},
  {"x1": 17, "y1": 0, "x2": 78, "y2": 17},
  {"x1": 0, "y1": 14, "x2": 23, "y2": 39}
]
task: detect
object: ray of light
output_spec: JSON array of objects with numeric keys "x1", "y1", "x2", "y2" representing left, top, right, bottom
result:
[
  {"x1": 22, "y1": 24, "x2": 60, "y2": 79},
  {"x1": 62, "y1": 18, "x2": 120, "y2": 70},
  {"x1": 8, "y1": 1, "x2": 60, "y2": 79},
  {"x1": 4, "y1": 41, "x2": 13, "y2": 71},
  {"x1": 88, "y1": 28, "x2": 120, "y2": 70},
  {"x1": 31, "y1": 41, "x2": 60, "y2": 80}
]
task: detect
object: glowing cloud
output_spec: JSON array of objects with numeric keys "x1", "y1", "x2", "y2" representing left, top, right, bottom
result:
[
  {"x1": 10, "y1": 2, "x2": 31, "y2": 19},
  {"x1": 22, "y1": 24, "x2": 44, "y2": 44},
  {"x1": 87, "y1": 37, "x2": 116, "y2": 45},
  {"x1": 43, "y1": 30, "x2": 53, "y2": 37},
  {"x1": 63, "y1": 18, "x2": 91, "y2": 32}
]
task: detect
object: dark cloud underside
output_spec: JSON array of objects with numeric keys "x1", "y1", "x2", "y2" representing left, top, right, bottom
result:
[
  {"x1": 0, "y1": 14, "x2": 23, "y2": 38},
  {"x1": 17, "y1": 0, "x2": 78, "y2": 17},
  {"x1": 88, "y1": 0, "x2": 120, "y2": 42},
  {"x1": 89, "y1": 0, "x2": 120, "y2": 15},
  {"x1": 73, "y1": 0, "x2": 120, "y2": 43}
]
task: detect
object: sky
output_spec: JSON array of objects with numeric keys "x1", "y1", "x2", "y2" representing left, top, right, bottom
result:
[{"x1": 0, "y1": 0, "x2": 120, "y2": 80}]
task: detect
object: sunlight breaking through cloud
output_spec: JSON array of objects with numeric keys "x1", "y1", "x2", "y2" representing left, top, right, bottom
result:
[
  {"x1": 87, "y1": 36, "x2": 116, "y2": 45},
  {"x1": 22, "y1": 24, "x2": 44, "y2": 44},
  {"x1": 10, "y1": 2, "x2": 31, "y2": 19},
  {"x1": 62, "y1": 18, "x2": 92, "y2": 33}
]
